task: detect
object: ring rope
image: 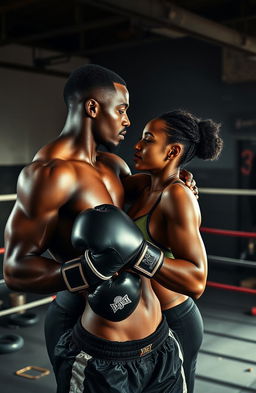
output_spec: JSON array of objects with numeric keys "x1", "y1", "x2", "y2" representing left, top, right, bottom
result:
[
  {"x1": 201, "y1": 227, "x2": 256, "y2": 238},
  {"x1": 0, "y1": 188, "x2": 256, "y2": 202},
  {"x1": 207, "y1": 281, "x2": 256, "y2": 294},
  {"x1": 0, "y1": 194, "x2": 17, "y2": 202},
  {"x1": 208, "y1": 254, "x2": 256, "y2": 268},
  {"x1": 199, "y1": 188, "x2": 256, "y2": 195},
  {"x1": 0, "y1": 283, "x2": 254, "y2": 317},
  {"x1": 0, "y1": 255, "x2": 255, "y2": 289},
  {"x1": 1, "y1": 228, "x2": 256, "y2": 258},
  {"x1": 0, "y1": 296, "x2": 54, "y2": 317}
]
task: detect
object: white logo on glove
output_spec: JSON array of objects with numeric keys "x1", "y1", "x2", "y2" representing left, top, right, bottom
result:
[{"x1": 110, "y1": 294, "x2": 132, "y2": 313}]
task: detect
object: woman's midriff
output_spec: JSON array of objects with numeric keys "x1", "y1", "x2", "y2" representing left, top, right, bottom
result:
[
  {"x1": 81, "y1": 277, "x2": 162, "y2": 342},
  {"x1": 151, "y1": 280, "x2": 188, "y2": 311}
]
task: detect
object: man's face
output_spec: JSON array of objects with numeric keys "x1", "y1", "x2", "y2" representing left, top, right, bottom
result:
[{"x1": 93, "y1": 83, "x2": 130, "y2": 149}]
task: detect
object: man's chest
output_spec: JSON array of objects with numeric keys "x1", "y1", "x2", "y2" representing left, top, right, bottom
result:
[{"x1": 70, "y1": 163, "x2": 125, "y2": 212}]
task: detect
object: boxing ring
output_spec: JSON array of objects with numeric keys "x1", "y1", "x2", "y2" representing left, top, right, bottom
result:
[
  {"x1": 1, "y1": 187, "x2": 256, "y2": 308},
  {"x1": 0, "y1": 188, "x2": 256, "y2": 392}
]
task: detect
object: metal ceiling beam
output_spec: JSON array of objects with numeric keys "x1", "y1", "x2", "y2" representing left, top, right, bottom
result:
[
  {"x1": 224, "y1": 14, "x2": 256, "y2": 24},
  {"x1": 80, "y1": 0, "x2": 167, "y2": 26},
  {"x1": 0, "y1": 0, "x2": 44, "y2": 14},
  {"x1": 0, "y1": 60, "x2": 69, "y2": 78},
  {"x1": 80, "y1": 36, "x2": 164, "y2": 56},
  {"x1": 81, "y1": 0, "x2": 256, "y2": 55},
  {"x1": 0, "y1": 16, "x2": 125, "y2": 46}
]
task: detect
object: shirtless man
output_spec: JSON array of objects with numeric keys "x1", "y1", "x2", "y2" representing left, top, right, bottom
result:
[{"x1": 3, "y1": 64, "x2": 201, "y2": 392}]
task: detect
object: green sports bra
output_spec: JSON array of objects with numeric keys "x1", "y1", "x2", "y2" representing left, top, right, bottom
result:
[{"x1": 133, "y1": 194, "x2": 174, "y2": 259}]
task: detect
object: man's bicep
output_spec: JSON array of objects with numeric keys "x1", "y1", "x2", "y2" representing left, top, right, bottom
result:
[
  {"x1": 5, "y1": 162, "x2": 75, "y2": 255},
  {"x1": 4, "y1": 203, "x2": 58, "y2": 258}
]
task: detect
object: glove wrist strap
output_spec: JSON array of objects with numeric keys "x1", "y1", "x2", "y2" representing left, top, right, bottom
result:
[
  {"x1": 61, "y1": 257, "x2": 89, "y2": 292},
  {"x1": 84, "y1": 250, "x2": 112, "y2": 281},
  {"x1": 133, "y1": 242, "x2": 164, "y2": 277},
  {"x1": 61, "y1": 251, "x2": 113, "y2": 292}
]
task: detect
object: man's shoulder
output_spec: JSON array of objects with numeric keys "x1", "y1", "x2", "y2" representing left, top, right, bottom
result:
[
  {"x1": 21, "y1": 159, "x2": 77, "y2": 184},
  {"x1": 98, "y1": 152, "x2": 131, "y2": 175},
  {"x1": 98, "y1": 151, "x2": 125, "y2": 164},
  {"x1": 17, "y1": 159, "x2": 78, "y2": 213}
]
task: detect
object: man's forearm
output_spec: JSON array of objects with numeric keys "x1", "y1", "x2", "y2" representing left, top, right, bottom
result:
[{"x1": 4, "y1": 255, "x2": 65, "y2": 294}]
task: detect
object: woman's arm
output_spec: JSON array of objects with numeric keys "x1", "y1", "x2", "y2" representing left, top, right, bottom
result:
[
  {"x1": 122, "y1": 166, "x2": 199, "y2": 204},
  {"x1": 154, "y1": 183, "x2": 207, "y2": 299}
]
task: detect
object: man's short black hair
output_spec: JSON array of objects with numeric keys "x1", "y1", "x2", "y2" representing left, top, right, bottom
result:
[{"x1": 63, "y1": 64, "x2": 126, "y2": 107}]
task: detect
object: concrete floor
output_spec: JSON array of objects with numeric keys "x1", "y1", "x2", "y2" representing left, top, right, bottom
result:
[
  {"x1": 0, "y1": 285, "x2": 255, "y2": 393},
  {"x1": 195, "y1": 286, "x2": 256, "y2": 393}
]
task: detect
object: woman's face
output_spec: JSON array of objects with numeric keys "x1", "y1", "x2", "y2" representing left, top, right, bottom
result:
[{"x1": 134, "y1": 118, "x2": 172, "y2": 171}]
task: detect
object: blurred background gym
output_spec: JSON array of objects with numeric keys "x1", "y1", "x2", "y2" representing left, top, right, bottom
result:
[{"x1": 0, "y1": 1, "x2": 256, "y2": 392}]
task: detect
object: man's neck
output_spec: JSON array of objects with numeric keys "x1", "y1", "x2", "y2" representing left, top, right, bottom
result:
[
  {"x1": 34, "y1": 106, "x2": 99, "y2": 165},
  {"x1": 61, "y1": 103, "x2": 85, "y2": 137},
  {"x1": 59, "y1": 106, "x2": 98, "y2": 164}
]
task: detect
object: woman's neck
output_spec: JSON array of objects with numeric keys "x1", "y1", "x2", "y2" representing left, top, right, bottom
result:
[{"x1": 149, "y1": 169, "x2": 180, "y2": 192}]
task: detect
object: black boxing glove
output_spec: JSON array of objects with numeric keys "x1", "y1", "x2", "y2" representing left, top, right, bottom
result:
[
  {"x1": 61, "y1": 204, "x2": 142, "y2": 292},
  {"x1": 88, "y1": 272, "x2": 142, "y2": 322},
  {"x1": 71, "y1": 204, "x2": 163, "y2": 283}
]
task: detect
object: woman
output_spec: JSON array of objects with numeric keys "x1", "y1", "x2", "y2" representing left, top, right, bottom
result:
[{"x1": 124, "y1": 109, "x2": 223, "y2": 393}]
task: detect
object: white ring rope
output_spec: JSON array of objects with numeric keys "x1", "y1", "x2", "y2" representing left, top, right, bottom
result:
[
  {"x1": 208, "y1": 254, "x2": 256, "y2": 268},
  {"x1": 0, "y1": 194, "x2": 17, "y2": 201},
  {"x1": 0, "y1": 189, "x2": 256, "y2": 202},
  {"x1": 199, "y1": 188, "x2": 256, "y2": 196},
  {"x1": 0, "y1": 296, "x2": 54, "y2": 317}
]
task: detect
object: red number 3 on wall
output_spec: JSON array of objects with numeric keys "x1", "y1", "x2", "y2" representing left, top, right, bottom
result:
[{"x1": 240, "y1": 149, "x2": 254, "y2": 176}]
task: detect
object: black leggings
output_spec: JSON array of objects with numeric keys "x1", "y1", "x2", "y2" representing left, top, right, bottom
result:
[{"x1": 163, "y1": 297, "x2": 204, "y2": 393}]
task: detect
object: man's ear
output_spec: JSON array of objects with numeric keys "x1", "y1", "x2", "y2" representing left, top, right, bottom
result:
[
  {"x1": 84, "y1": 99, "x2": 99, "y2": 118},
  {"x1": 167, "y1": 144, "x2": 181, "y2": 160}
]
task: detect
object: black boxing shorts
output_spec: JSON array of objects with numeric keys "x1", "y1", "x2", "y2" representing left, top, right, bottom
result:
[{"x1": 54, "y1": 316, "x2": 187, "y2": 393}]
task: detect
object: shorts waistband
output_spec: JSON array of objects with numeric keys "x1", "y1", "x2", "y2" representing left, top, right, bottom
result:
[{"x1": 72, "y1": 316, "x2": 170, "y2": 360}]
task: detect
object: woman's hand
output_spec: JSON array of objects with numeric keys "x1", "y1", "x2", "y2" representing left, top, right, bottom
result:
[{"x1": 180, "y1": 169, "x2": 199, "y2": 199}]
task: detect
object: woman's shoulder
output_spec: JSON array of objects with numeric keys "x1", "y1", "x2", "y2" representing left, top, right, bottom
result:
[
  {"x1": 164, "y1": 179, "x2": 192, "y2": 198},
  {"x1": 161, "y1": 180, "x2": 200, "y2": 218}
]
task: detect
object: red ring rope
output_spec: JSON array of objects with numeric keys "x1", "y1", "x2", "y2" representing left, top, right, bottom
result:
[
  {"x1": 207, "y1": 281, "x2": 256, "y2": 294},
  {"x1": 0, "y1": 227, "x2": 255, "y2": 255},
  {"x1": 200, "y1": 227, "x2": 256, "y2": 238}
]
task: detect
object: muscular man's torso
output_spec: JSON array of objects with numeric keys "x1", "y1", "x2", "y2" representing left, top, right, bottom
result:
[
  {"x1": 43, "y1": 155, "x2": 125, "y2": 261},
  {"x1": 31, "y1": 144, "x2": 162, "y2": 341}
]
